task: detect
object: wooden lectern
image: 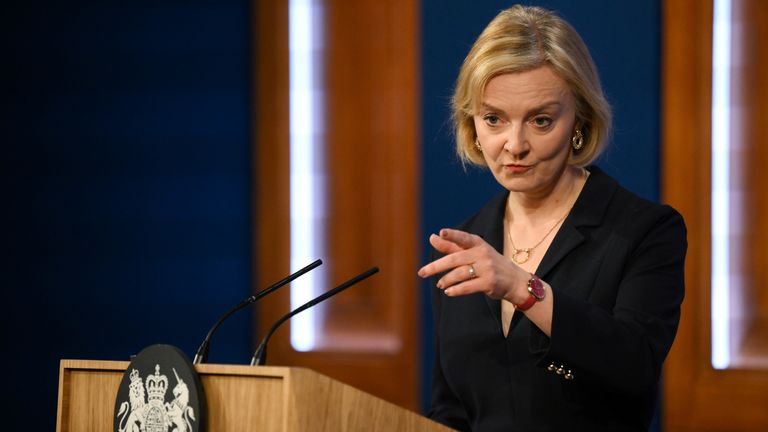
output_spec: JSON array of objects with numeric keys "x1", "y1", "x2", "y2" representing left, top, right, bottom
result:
[{"x1": 56, "y1": 359, "x2": 453, "y2": 431}]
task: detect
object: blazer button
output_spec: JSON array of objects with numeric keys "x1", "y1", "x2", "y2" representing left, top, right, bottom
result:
[
  {"x1": 547, "y1": 362, "x2": 556, "y2": 373},
  {"x1": 556, "y1": 365, "x2": 565, "y2": 375},
  {"x1": 564, "y1": 370, "x2": 574, "y2": 380}
]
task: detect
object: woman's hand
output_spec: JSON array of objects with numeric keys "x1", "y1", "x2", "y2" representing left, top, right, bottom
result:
[{"x1": 417, "y1": 228, "x2": 529, "y2": 303}]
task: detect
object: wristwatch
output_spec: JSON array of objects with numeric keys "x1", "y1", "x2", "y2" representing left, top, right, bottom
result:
[{"x1": 515, "y1": 274, "x2": 545, "y2": 311}]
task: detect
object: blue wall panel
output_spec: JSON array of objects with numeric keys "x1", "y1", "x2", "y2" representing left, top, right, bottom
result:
[{"x1": 3, "y1": 1, "x2": 252, "y2": 429}]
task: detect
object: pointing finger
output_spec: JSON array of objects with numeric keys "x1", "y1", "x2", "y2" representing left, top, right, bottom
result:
[
  {"x1": 429, "y1": 233, "x2": 464, "y2": 255},
  {"x1": 439, "y1": 228, "x2": 483, "y2": 249}
]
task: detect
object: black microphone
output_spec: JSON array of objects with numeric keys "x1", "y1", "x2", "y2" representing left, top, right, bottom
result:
[
  {"x1": 250, "y1": 266, "x2": 380, "y2": 366},
  {"x1": 192, "y1": 259, "x2": 323, "y2": 365}
]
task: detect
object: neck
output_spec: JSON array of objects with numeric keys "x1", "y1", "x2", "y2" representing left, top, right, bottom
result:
[{"x1": 506, "y1": 165, "x2": 585, "y2": 226}]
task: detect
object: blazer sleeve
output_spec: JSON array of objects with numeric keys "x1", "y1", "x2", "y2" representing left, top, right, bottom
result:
[
  {"x1": 428, "y1": 334, "x2": 472, "y2": 431},
  {"x1": 530, "y1": 204, "x2": 687, "y2": 395},
  {"x1": 426, "y1": 252, "x2": 472, "y2": 431}
]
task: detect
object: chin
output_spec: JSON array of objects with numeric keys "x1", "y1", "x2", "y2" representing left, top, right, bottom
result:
[{"x1": 499, "y1": 178, "x2": 536, "y2": 192}]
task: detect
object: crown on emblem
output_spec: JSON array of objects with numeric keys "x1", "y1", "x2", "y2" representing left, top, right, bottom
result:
[
  {"x1": 145, "y1": 364, "x2": 168, "y2": 403},
  {"x1": 129, "y1": 368, "x2": 141, "y2": 384}
]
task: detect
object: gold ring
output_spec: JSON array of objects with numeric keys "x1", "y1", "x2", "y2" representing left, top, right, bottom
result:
[{"x1": 468, "y1": 264, "x2": 477, "y2": 279}]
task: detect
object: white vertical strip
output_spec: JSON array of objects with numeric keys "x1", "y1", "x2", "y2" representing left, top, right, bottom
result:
[
  {"x1": 711, "y1": 0, "x2": 732, "y2": 369},
  {"x1": 289, "y1": 0, "x2": 323, "y2": 351}
]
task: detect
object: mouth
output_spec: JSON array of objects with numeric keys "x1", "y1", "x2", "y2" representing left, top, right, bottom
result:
[{"x1": 504, "y1": 164, "x2": 533, "y2": 174}]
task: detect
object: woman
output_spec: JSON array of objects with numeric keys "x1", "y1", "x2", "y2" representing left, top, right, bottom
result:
[{"x1": 417, "y1": 5, "x2": 686, "y2": 431}]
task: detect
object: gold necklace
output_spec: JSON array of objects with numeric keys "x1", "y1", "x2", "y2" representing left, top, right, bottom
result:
[
  {"x1": 506, "y1": 169, "x2": 586, "y2": 265},
  {"x1": 507, "y1": 212, "x2": 568, "y2": 264}
]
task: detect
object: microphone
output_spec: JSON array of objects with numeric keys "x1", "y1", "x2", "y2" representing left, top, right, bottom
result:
[
  {"x1": 250, "y1": 266, "x2": 380, "y2": 366},
  {"x1": 192, "y1": 259, "x2": 323, "y2": 365}
]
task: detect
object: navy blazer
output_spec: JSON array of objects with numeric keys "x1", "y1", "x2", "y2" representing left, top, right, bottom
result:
[{"x1": 428, "y1": 167, "x2": 686, "y2": 432}]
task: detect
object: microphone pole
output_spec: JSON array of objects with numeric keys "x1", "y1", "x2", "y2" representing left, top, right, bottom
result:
[
  {"x1": 250, "y1": 266, "x2": 380, "y2": 366},
  {"x1": 192, "y1": 259, "x2": 323, "y2": 365}
]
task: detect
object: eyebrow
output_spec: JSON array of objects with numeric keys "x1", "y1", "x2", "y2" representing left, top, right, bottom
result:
[{"x1": 479, "y1": 101, "x2": 562, "y2": 115}]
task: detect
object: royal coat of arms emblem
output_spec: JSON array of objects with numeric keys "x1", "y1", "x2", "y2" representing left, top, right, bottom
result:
[
  {"x1": 116, "y1": 365, "x2": 195, "y2": 432},
  {"x1": 114, "y1": 344, "x2": 206, "y2": 432}
]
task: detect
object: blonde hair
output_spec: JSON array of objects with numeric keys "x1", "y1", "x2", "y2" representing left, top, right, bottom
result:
[{"x1": 452, "y1": 5, "x2": 612, "y2": 167}]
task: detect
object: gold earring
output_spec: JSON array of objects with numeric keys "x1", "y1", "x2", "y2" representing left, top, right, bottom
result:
[
  {"x1": 474, "y1": 138, "x2": 482, "y2": 152},
  {"x1": 571, "y1": 129, "x2": 584, "y2": 151}
]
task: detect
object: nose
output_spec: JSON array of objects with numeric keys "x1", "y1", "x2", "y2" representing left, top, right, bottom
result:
[{"x1": 503, "y1": 124, "x2": 529, "y2": 159}]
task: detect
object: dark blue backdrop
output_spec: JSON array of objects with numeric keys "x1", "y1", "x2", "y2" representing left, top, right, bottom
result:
[
  {"x1": 3, "y1": 1, "x2": 252, "y2": 429},
  {"x1": 419, "y1": 0, "x2": 662, "y2": 428}
]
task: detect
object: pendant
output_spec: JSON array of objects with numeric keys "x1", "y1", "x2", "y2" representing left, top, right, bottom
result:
[{"x1": 511, "y1": 247, "x2": 532, "y2": 264}]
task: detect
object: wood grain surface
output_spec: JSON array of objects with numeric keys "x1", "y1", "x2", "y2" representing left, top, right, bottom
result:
[{"x1": 56, "y1": 360, "x2": 453, "y2": 431}]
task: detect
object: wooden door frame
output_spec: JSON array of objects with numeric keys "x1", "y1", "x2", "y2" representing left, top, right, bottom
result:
[
  {"x1": 252, "y1": 0, "x2": 421, "y2": 410},
  {"x1": 662, "y1": 0, "x2": 768, "y2": 429}
]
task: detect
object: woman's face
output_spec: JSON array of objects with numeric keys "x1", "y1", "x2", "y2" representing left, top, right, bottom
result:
[{"x1": 473, "y1": 66, "x2": 577, "y2": 196}]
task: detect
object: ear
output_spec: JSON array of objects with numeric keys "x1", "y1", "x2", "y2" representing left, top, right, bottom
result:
[{"x1": 573, "y1": 119, "x2": 582, "y2": 133}]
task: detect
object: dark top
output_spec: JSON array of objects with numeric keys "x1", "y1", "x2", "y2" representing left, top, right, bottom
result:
[{"x1": 428, "y1": 167, "x2": 686, "y2": 432}]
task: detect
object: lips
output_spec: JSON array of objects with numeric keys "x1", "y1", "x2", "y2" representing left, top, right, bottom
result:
[{"x1": 505, "y1": 164, "x2": 532, "y2": 174}]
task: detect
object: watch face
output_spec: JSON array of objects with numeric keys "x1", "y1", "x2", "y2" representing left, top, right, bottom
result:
[{"x1": 528, "y1": 275, "x2": 545, "y2": 300}]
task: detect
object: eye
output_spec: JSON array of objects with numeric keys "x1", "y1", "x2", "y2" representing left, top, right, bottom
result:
[
  {"x1": 532, "y1": 116, "x2": 553, "y2": 128},
  {"x1": 482, "y1": 114, "x2": 501, "y2": 126}
]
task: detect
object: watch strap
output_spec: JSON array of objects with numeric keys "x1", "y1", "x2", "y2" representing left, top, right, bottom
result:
[
  {"x1": 515, "y1": 293, "x2": 537, "y2": 311},
  {"x1": 514, "y1": 274, "x2": 544, "y2": 311}
]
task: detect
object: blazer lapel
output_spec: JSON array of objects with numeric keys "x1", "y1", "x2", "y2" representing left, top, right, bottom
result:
[
  {"x1": 467, "y1": 192, "x2": 507, "y2": 325},
  {"x1": 535, "y1": 224, "x2": 584, "y2": 279},
  {"x1": 536, "y1": 166, "x2": 617, "y2": 279}
]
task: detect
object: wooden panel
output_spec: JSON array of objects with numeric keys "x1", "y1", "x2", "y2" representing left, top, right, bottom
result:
[
  {"x1": 660, "y1": 1, "x2": 713, "y2": 427},
  {"x1": 56, "y1": 360, "x2": 125, "y2": 432},
  {"x1": 55, "y1": 360, "x2": 287, "y2": 431},
  {"x1": 56, "y1": 360, "x2": 451, "y2": 432},
  {"x1": 201, "y1": 373, "x2": 285, "y2": 430},
  {"x1": 285, "y1": 368, "x2": 452, "y2": 432},
  {"x1": 731, "y1": 0, "x2": 768, "y2": 368},
  {"x1": 662, "y1": 0, "x2": 768, "y2": 430},
  {"x1": 253, "y1": 0, "x2": 420, "y2": 411},
  {"x1": 322, "y1": 0, "x2": 420, "y2": 354},
  {"x1": 253, "y1": 0, "x2": 291, "y2": 317}
]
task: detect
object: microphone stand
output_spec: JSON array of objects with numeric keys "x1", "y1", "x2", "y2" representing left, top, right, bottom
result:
[
  {"x1": 192, "y1": 259, "x2": 322, "y2": 364},
  {"x1": 250, "y1": 266, "x2": 379, "y2": 366}
]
